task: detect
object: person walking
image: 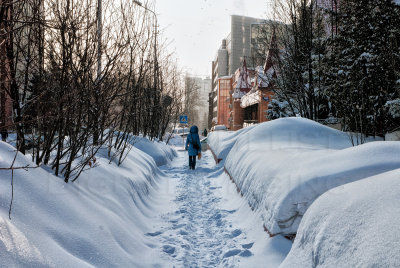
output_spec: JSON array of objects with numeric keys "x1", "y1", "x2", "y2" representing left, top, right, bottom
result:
[{"x1": 185, "y1": 125, "x2": 201, "y2": 170}]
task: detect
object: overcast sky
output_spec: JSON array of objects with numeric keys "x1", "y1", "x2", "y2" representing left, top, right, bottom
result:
[{"x1": 156, "y1": 0, "x2": 273, "y2": 78}]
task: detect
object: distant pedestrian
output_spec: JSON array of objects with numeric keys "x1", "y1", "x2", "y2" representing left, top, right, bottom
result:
[
  {"x1": 203, "y1": 128, "x2": 208, "y2": 137},
  {"x1": 185, "y1": 125, "x2": 201, "y2": 170},
  {"x1": 1, "y1": 128, "x2": 8, "y2": 142}
]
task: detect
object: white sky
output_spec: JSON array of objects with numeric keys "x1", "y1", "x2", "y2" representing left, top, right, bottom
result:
[{"x1": 156, "y1": 0, "x2": 273, "y2": 78}]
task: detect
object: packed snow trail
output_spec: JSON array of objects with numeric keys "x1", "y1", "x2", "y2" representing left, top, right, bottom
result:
[{"x1": 144, "y1": 149, "x2": 292, "y2": 267}]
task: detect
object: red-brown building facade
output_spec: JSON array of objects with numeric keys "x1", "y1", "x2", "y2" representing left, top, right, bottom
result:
[
  {"x1": 217, "y1": 76, "x2": 233, "y2": 128},
  {"x1": 230, "y1": 33, "x2": 279, "y2": 130}
]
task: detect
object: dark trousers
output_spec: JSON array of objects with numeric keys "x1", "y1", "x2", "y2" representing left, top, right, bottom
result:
[{"x1": 189, "y1": 155, "x2": 196, "y2": 169}]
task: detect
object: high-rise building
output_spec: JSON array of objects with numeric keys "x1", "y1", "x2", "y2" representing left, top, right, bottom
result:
[
  {"x1": 196, "y1": 77, "x2": 211, "y2": 131},
  {"x1": 229, "y1": 15, "x2": 266, "y2": 74},
  {"x1": 185, "y1": 76, "x2": 211, "y2": 131}
]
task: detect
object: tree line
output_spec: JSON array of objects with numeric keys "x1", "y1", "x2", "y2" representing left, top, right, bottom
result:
[
  {"x1": 268, "y1": 0, "x2": 400, "y2": 143},
  {"x1": 0, "y1": 0, "x2": 184, "y2": 182}
]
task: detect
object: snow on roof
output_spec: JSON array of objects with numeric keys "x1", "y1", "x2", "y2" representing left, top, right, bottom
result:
[
  {"x1": 235, "y1": 77, "x2": 251, "y2": 90},
  {"x1": 232, "y1": 88, "x2": 247, "y2": 99},
  {"x1": 281, "y1": 168, "x2": 400, "y2": 267},
  {"x1": 240, "y1": 89, "x2": 260, "y2": 108},
  {"x1": 212, "y1": 117, "x2": 400, "y2": 236},
  {"x1": 237, "y1": 65, "x2": 274, "y2": 107},
  {"x1": 257, "y1": 66, "x2": 274, "y2": 88}
]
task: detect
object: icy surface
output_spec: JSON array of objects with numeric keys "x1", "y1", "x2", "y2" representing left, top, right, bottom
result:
[
  {"x1": 281, "y1": 169, "x2": 400, "y2": 267},
  {"x1": 211, "y1": 118, "x2": 400, "y2": 235}
]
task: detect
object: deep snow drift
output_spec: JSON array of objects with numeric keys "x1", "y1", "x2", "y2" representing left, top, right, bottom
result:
[
  {"x1": 132, "y1": 136, "x2": 177, "y2": 166},
  {"x1": 209, "y1": 118, "x2": 400, "y2": 235},
  {"x1": 207, "y1": 125, "x2": 255, "y2": 161},
  {"x1": 0, "y1": 139, "x2": 175, "y2": 267},
  {"x1": 281, "y1": 168, "x2": 400, "y2": 267}
]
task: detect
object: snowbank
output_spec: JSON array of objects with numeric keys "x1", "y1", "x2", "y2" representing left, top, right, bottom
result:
[
  {"x1": 132, "y1": 136, "x2": 176, "y2": 166},
  {"x1": 164, "y1": 133, "x2": 185, "y2": 148},
  {"x1": 0, "y1": 139, "x2": 173, "y2": 267},
  {"x1": 214, "y1": 118, "x2": 400, "y2": 235},
  {"x1": 208, "y1": 126, "x2": 255, "y2": 161},
  {"x1": 281, "y1": 168, "x2": 400, "y2": 267}
]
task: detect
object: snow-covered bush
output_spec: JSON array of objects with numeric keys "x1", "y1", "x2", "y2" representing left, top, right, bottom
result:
[{"x1": 385, "y1": 99, "x2": 400, "y2": 118}]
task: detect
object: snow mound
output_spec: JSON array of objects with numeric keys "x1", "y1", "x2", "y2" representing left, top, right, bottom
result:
[
  {"x1": 281, "y1": 168, "x2": 400, "y2": 268},
  {"x1": 221, "y1": 118, "x2": 400, "y2": 235},
  {"x1": 208, "y1": 126, "x2": 256, "y2": 161},
  {"x1": 0, "y1": 140, "x2": 171, "y2": 267},
  {"x1": 164, "y1": 133, "x2": 185, "y2": 147},
  {"x1": 132, "y1": 136, "x2": 176, "y2": 166}
]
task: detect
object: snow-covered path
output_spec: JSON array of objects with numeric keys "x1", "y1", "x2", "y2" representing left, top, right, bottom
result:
[{"x1": 145, "y1": 149, "x2": 292, "y2": 267}]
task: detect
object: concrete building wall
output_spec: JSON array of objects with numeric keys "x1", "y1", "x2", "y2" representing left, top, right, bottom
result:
[
  {"x1": 217, "y1": 49, "x2": 229, "y2": 77},
  {"x1": 197, "y1": 77, "x2": 211, "y2": 131},
  {"x1": 229, "y1": 15, "x2": 265, "y2": 75},
  {"x1": 188, "y1": 76, "x2": 211, "y2": 131}
]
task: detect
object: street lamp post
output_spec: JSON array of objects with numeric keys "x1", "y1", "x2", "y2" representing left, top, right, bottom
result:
[
  {"x1": 133, "y1": 1, "x2": 159, "y2": 136},
  {"x1": 97, "y1": 0, "x2": 102, "y2": 84},
  {"x1": 93, "y1": 0, "x2": 103, "y2": 145},
  {"x1": 133, "y1": 1, "x2": 158, "y2": 91}
]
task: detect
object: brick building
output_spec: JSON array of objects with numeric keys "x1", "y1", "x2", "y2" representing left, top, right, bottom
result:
[
  {"x1": 217, "y1": 76, "x2": 233, "y2": 128},
  {"x1": 230, "y1": 32, "x2": 279, "y2": 130}
]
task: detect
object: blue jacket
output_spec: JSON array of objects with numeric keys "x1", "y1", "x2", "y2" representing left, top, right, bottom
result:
[{"x1": 185, "y1": 125, "x2": 201, "y2": 156}]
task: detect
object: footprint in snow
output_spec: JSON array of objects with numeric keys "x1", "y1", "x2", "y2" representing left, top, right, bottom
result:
[
  {"x1": 239, "y1": 249, "x2": 253, "y2": 257},
  {"x1": 241, "y1": 242, "x2": 254, "y2": 249},
  {"x1": 172, "y1": 223, "x2": 186, "y2": 230},
  {"x1": 223, "y1": 248, "x2": 253, "y2": 258},
  {"x1": 162, "y1": 245, "x2": 176, "y2": 255},
  {"x1": 145, "y1": 231, "x2": 162, "y2": 237},
  {"x1": 223, "y1": 209, "x2": 237, "y2": 214},
  {"x1": 179, "y1": 230, "x2": 189, "y2": 236},
  {"x1": 225, "y1": 229, "x2": 242, "y2": 238},
  {"x1": 223, "y1": 249, "x2": 241, "y2": 258}
]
